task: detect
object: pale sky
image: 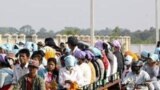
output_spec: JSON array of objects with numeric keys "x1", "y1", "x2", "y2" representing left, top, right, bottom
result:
[{"x1": 0, "y1": 0, "x2": 156, "y2": 32}]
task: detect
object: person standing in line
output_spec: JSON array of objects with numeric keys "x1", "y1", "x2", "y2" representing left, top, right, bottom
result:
[
  {"x1": 112, "y1": 40, "x2": 124, "y2": 78},
  {"x1": 14, "y1": 60, "x2": 46, "y2": 90},
  {"x1": 10, "y1": 49, "x2": 30, "y2": 89}
]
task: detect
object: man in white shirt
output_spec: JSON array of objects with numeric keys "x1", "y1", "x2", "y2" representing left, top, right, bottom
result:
[
  {"x1": 122, "y1": 61, "x2": 154, "y2": 90},
  {"x1": 12, "y1": 48, "x2": 30, "y2": 84}
]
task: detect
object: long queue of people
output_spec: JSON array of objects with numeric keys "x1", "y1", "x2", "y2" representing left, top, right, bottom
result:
[{"x1": 1, "y1": 36, "x2": 160, "y2": 90}]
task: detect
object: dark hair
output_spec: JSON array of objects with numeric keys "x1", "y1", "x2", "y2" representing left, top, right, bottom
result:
[
  {"x1": 60, "y1": 55, "x2": 65, "y2": 67},
  {"x1": 0, "y1": 56, "x2": 11, "y2": 68},
  {"x1": 18, "y1": 48, "x2": 30, "y2": 57},
  {"x1": 31, "y1": 50, "x2": 45, "y2": 58},
  {"x1": 157, "y1": 41, "x2": 160, "y2": 47},
  {"x1": 45, "y1": 37, "x2": 60, "y2": 51},
  {"x1": 47, "y1": 57, "x2": 59, "y2": 82},
  {"x1": 67, "y1": 36, "x2": 78, "y2": 47},
  {"x1": 47, "y1": 58, "x2": 57, "y2": 65},
  {"x1": 77, "y1": 42, "x2": 89, "y2": 51}
]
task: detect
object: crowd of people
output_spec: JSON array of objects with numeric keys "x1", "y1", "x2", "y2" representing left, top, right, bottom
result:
[{"x1": 1, "y1": 36, "x2": 160, "y2": 90}]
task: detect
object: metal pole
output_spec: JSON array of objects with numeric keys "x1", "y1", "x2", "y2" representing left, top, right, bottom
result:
[
  {"x1": 156, "y1": 0, "x2": 160, "y2": 42},
  {"x1": 90, "y1": 0, "x2": 95, "y2": 46}
]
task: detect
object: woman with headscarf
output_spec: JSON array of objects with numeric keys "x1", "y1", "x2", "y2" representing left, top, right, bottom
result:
[
  {"x1": 112, "y1": 40, "x2": 124, "y2": 77},
  {"x1": 122, "y1": 55, "x2": 133, "y2": 80},
  {"x1": 0, "y1": 54, "x2": 13, "y2": 90},
  {"x1": 74, "y1": 50, "x2": 91, "y2": 85},
  {"x1": 58, "y1": 55, "x2": 83, "y2": 89}
]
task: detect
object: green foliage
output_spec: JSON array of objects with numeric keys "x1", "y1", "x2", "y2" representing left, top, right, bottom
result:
[
  {"x1": 58, "y1": 27, "x2": 81, "y2": 35},
  {"x1": 0, "y1": 25, "x2": 158, "y2": 44}
]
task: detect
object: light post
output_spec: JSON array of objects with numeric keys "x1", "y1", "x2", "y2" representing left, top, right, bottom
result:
[
  {"x1": 155, "y1": 0, "x2": 160, "y2": 42},
  {"x1": 90, "y1": 0, "x2": 95, "y2": 46}
]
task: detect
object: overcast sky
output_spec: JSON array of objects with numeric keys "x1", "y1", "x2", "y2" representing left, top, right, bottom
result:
[{"x1": 0, "y1": 0, "x2": 156, "y2": 32}]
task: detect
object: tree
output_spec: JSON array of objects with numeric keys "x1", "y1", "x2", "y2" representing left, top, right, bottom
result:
[
  {"x1": 19, "y1": 25, "x2": 35, "y2": 35},
  {"x1": 58, "y1": 27, "x2": 80, "y2": 35},
  {"x1": 110, "y1": 26, "x2": 121, "y2": 36}
]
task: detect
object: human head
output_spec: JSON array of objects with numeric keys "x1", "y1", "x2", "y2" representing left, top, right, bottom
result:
[
  {"x1": 74, "y1": 50, "x2": 86, "y2": 64},
  {"x1": 28, "y1": 60, "x2": 39, "y2": 75},
  {"x1": 112, "y1": 40, "x2": 121, "y2": 51},
  {"x1": 131, "y1": 61, "x2": 143, "y2": 74},
  {"x1": 18, "y1": 48, "x2": 30, "y2": 65},
  {"x1": 94, "y1": 40, "x2": 104, "y2": 51},
  {"x1": 66, "y1": 36, "x2": 78, "y2": 50},
  {"x1": 47, "y1": 58, "x2": 57, "y2": 71},
  {"x1": 148, "y1": 53, "x2": 159, "y2": 66},
  {"x1": 31, "y1": 50, "x2": 45, "y2": 64},
  {"x1": 64, "y1": 55, "x2": 76, "y2": 69},
  {"x1": 124, "y1": 55, "x2": 133, "y2": 66}
]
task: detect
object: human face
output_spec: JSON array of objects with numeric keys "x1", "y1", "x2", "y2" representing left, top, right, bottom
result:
[
  {"x1": 29, "y1": 66, "x2": 38, "y2": 75},
  {"x1": 19, "y1": 53, "x2": 29, "y2": 65},
  {"x1": 47, "y1": 61, "x2": 56, "y2": 71}
]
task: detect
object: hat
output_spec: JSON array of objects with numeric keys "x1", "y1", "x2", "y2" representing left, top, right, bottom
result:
[
  {"x1": 66, "y1": 36, "x2": 78, "y2": 46},
  {"x1": 141, "y1": 51, "x2": 149, "y2": 58},
  {"x1": 85, "y1": 50, "x2": 94, "y2": 60},
  {"x1": 44, "y1": 46, "x2": 56, "y2": 60},
  {"x1": 90, "y1": 47, "x2": 102, "y2": 57},
  {"x1": 112, "y1": 40, "x2": 121, "y2": 49},
  {"x1": 28, "y1": 60, "x2": 39, "y2": 68},
  {"x1": 94, "y1": 41, "x2": 104, "y2": 51},
  {"x1": 149, "y1": 53, "x2": 159, "y2": 62},
  {"x1": 124, "y1": 55, "x2": 133, "y2": 65},
  {"x1": 132, "y1": 61, "x2": 143, "y2": 67},
  {"x1": 74, "y1": 50, "x2": 86, "y2": 59},
  {"x1": 64, "y1": 55, "x2": 77, "y2": 67}
]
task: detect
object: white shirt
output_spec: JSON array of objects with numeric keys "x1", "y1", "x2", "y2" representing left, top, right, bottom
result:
[
  {"x1": 79, "y1": 63, "x2": 91, "y2": 85},
  {"x1": 12, "y1": 63, "x2": 29, "y2": 84},
  {"x1": 59, "y1": 66, "x2": 84, "y2": 87},
  {"x1": 122, "y1": 66, "x2": 132, "y2": 81},
  {"x1": 122, "y1": 70, "x2": 150, "y2": 85}
]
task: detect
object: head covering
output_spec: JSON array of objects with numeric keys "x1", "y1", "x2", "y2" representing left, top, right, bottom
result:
[
  {"x1": 65, "y1": 48, "x2": 71, "y2": 55},
  {"x1": 64, "y1": 55, "x2": 77, "y2": 67},
  {"x1": 44, "y1": 46, "x2": 56, "y2": 60},
  {"x1": 85, "y1": 50, "x2": 94, "y2": 60},
  {"x1": 3, "y1": 43, "x2": 13, "y2": 52},
  {"x1": 74, "y1": 50, "x2": 86, "y2": 59},
  {"x1": 112, "y1": 40, "x2": 121, "y2": 49},
  {"x1": 94, "y1": 41, "x2": 104, "y2": 51},
  {"x1": 149, "y1": 53, "x2": 159, "y2": 62},
  {"x1": 90, "y1": 47, "x2": 102, "y2": 57},
  {"x1": 66, "y1": 36, "x2": 78, "y2": 46},
  {"x1": 132, "y1": 61, "x2": 143, "y2": 67},
  {"x1": 0, "y1": 54, "x2": 11, "y2": 67},
  {"x1": 0, "y1": 54, "x2": 7, "y2": 63},
  {"x1": 125, "y1": 51, "x2": 138, "y2": 61},
  {"x1": 154, "y1": 47, "x2": 160, "y2": 54},
  {"x1": 124, "y1": 55, "x2": 133, "y2": 65},
  {"x1": 141, "y1": 51, "x2": 149, "y2": 58},
  {"x1": 28, "y1": 60, "x2": 39, "y2": 68}
]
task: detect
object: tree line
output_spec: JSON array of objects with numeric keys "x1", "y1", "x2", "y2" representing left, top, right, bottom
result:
[{"x1": 0, "y1": 25, "x2": 158, "y2": 44}]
